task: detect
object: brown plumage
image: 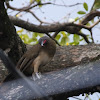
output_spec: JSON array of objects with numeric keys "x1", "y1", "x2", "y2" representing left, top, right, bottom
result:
[{"x1": 4, "y1": 36, "x2": 56, "y2": 81}]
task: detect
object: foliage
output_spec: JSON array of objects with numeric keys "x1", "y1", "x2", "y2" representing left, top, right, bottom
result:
[
  {"x1": 17, "y1": 29, "x2": 85, "y2": 46},
  {"x1": 77, "y1": 2, "x2": 88, "y2": 15},
  {"x1": 16, "y1": 1, "x2": 99, "y2": 46},
  {"x1": 92, "y1": 0, "x2": 100, "y2": 10},
  {"x1": 17, "y1": 29, "x2": 44, "y2": 45}
]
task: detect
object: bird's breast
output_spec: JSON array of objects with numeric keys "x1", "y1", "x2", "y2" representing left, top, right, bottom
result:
[{"x1": 39, "y1": 51, "x2": 52, "y2": 66}]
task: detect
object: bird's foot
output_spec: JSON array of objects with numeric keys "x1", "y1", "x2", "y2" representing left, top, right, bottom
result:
[{"x1": 32, "y1": 72, "x2": 42, "y2": 81}]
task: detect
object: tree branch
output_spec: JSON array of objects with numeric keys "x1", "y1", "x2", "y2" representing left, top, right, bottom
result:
[
  {"x1": 6, "y1": 2, "x2": 82, "y2": 11},
  {"x1": 89, "y1": 19, "x2": 100, "y2": 29},
  {"x1": 50, "y1": 2, "x2": 82, "y2": 7},
  {"x1": 0, "y1": 1, "x2": 26, "y2": 64},
  {"x1": 9, "y1": 16, "x2": 91, "y2": 43},
  {"x1": 28, "y1": 10, "x2": 44, "y2": 24},
  {"x1": 45, "y1": 33, "x2": 61, "y2": 46},
  {"x1": 74, "y1": 32, "x2": 90, "y2": 43},
  {"x1": 90, "y1": 29, "x2": 94, "y2": 43},
  {"x1": 6, "y1": 2, "x2": 46, "y2": 24},
  {"x1": 1, "y1": 43, "x2": 100, "y2": 99},
  {"x1": 6, "y1": 2, "x2": 100, "y2": 44},
  {"x1": 1, "y1": 59, "x2": 100, "y2": 99},
  {"x1": 8, "y1": 10, "x2": 100, "y2": 44},
  {"x1": 81, "y1": 11, "x2": 100, "y2": 25}
]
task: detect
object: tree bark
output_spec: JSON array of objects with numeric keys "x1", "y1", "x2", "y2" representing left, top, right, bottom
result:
[
  {"x1": 0, "y1": 44, "x2": 100, "y2": 82},
  {"x1": 0, "y1": 56, "x2": 100, "y2": 100},
  {"x1": 0, "y1": 1, "x2": 26, "y2": 64},
  {"x1": 39, "y1": 44, "x2": 100, "y2": 73}
]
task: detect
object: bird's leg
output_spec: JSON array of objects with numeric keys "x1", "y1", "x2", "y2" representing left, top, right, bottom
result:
[
  {"x1": 32, "y1": 63, "x2": 42, "y2": 80},
  {"x1": 32, "y1": 72, "x2": 42, "y2": 81},
  {"x1": 35, "y1": 72, "x2": 41, "y2": 79}
]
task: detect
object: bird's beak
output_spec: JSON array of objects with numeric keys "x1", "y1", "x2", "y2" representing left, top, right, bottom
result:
[{"x1": 41, "y1": 41, "x2": 44, "y2": 46}]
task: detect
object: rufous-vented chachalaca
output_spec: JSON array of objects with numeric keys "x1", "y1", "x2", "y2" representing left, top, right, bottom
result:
[{"x1": 4, "y1": 36, "x2": 56, "y2": 81}]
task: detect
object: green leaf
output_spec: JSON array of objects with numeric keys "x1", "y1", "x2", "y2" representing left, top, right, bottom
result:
[
  {"x1": 55, "y1": 34, "x2": 61, "y2": 40},
  {"x1": 22, "y1": 34, "x2": 29, "y2": 39},
  {"x1": 74, "y1": 17, "x2": 79, "y2": 21},
  {"x1": 80, "y1": 38, "x2": 84, "y2": 41},
  {"x1": 28, "y1": 38, "x2": 37, "y2": 43},
  {"x1": 86, "y1": 22, "x2": 90, "y2": 26},
  {"x1": 30, "y1": 0, "x2": 33, "y2": 3},
  {"x1": 32, "y1": 32, "x2": 38, "y2": 37},
  {"x1": 36, "y1": 0, "x2": 41, "y2": 3},
  {"x1": 83, "y1": 2, "x2": 88, "y2": 11},
  {"x1": 67, "y1": 33, "x2": 71, "y2": 36},
  {"x1": 38, "y1": 33, "x2": 44, "y2": 37},
  {"x1": 69, "y1": 42, "x2": 75, "y2": 45},
  {"x1": 77, "y1": 11, "x2": 86, "y2": 15},
  {"x1": 39, "y1": 5, "x2": 42, "y2": 7},
  {"x1": 60, "y1": 37, "x2": 69, "y2": 45},
  {"x1": 31, "y1": 38, "x2": 37, "y2": 42},
  {"x1": 60, "y1": 37, "x2": 67, "y2": 45},
  {"x1": 61, "y1": 31, "x2": 66, "y2": 37},
  {"x1": 92, "y1": 0, "x2": 100, "y2": 10},
  {"x1": 17, "y1": 29, "x2": 23, "y2": 33},
  {"x1": 73, "y1": 34, "x2": 80, "y2": 43},
  {"x1": 91, "y1": 19, "x2": 94, "y2": 23}
]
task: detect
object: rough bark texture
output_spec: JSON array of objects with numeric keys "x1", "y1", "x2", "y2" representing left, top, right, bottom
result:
[
  {"x1": 0, "y1": 1, "x2": 26, "y2": 64},
  {"x1": 0, "y1": 44, "x2": 100, "y2": 82},
  {"x1": 39, "y1": 44, "x2": 100, "y2": 73},
  {"x1": 0, "y1": 59, "x2": 100, "y2": 100}
]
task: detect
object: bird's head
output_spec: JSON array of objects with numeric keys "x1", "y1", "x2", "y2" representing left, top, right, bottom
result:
[{"x1": 39, "y1": 36, "x2": 49, "y2": 47}]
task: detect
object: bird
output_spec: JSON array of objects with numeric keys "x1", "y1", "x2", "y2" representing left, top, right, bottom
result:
[{"x1": 3, "y1": 36, "x2": 56, "y2": 81}]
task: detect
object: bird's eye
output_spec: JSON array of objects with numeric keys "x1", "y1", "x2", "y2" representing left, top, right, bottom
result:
[{"x1": 43, "y1": 40, "x2": 47, "y2": 44}]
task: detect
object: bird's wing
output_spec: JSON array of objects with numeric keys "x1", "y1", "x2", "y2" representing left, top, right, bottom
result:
[{"x1": 16, "y1": 44, "x2": 41, "y2": 72}]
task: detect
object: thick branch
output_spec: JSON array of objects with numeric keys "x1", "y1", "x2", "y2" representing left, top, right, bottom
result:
[
  {"x1": 0, "y1": 58, "x2": 100, "y2": 100},
  {"x1": 0, "y1": 44, "x2": 100, "y2": 99},
  {"x1": 1, "y1": 44, "x2": 100, "y2": 82},
  {"x1": 0, "y1": 1, "x2": 26, "y2": 64},
  {"x1": 39, "y1": 44, "x2": 100, "y2": 72},
  {"x1": 81, "y1": 10, "x2": 100, "y2": 24},
  {"x1": 9, "y1": 11, "x2": 100, "y2": 43},
  {"x1": 9, "y1": 16, "x2": 94, "y2": 33},
  {"x1": 9, "y1": 16, "x2": 91, "y2": 43}
]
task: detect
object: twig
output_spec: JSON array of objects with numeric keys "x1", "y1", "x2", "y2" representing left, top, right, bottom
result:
[
  {"x1": 89, "y1": 19, "x2": 100, "y2": 29},
  {"x1": 90, "y1": 0, "x2": 95, "y2": 12},
  {"x1": 6, "y1": 2, "x2": 51, "y2": 12},
  {"x1": 29, "y1": 10, "x2": 43, "y2": 24},
  {"x1": 81, "y1": 11, "x2": 100, "y2": 25},
  {"x1": 45, "y1": 33, "x2": 61, "y2": 46},
  {"x1": 52, "y1": 31, "x2": 59, "y2": 38},
  {"x1": 51, "y1": 3, "x2": 82, "y2": 7},
  {"x1": 76, "y1": 32, "x2": 90, "y2": 43},
  {"x1": 72, "y1": 96, "x2": 83, "y2": 100},
  {"x1": 90, "y1": 29, "x2": 94, "y2": 43},
  {"x1": 27, "y1": 2, "x2": 82, "y2": 9},
  {"x1": 6, "y1": 2, "x2": 46, "y2": 24},
  {"x1": 15, "y1": 2, "x2": 52, "y2": 16},
  {"x1": 72, "y1": 19, "x2": 100, "y2": 30}
]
